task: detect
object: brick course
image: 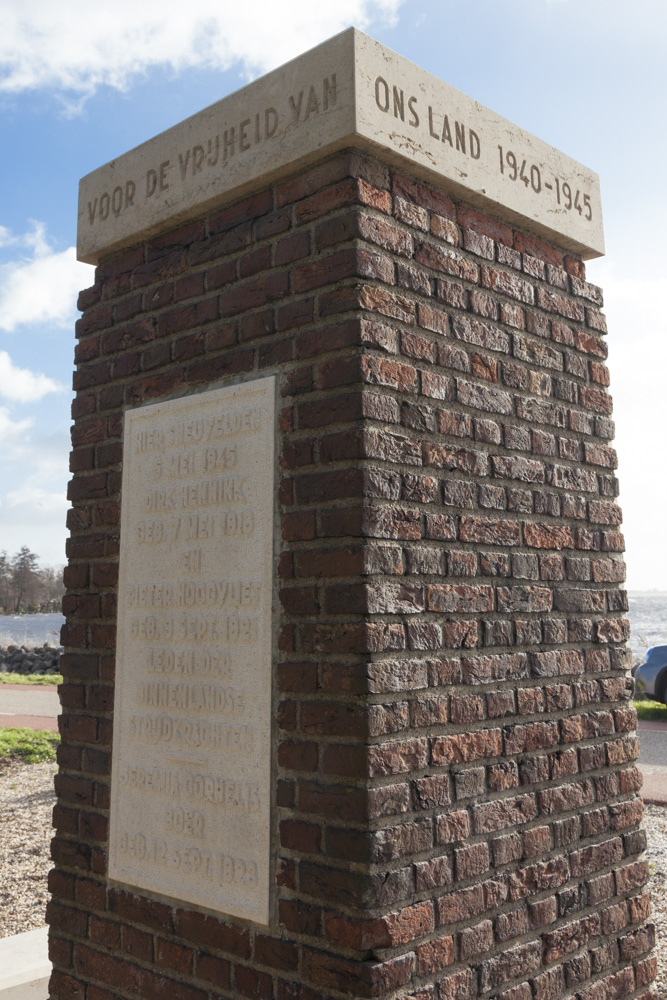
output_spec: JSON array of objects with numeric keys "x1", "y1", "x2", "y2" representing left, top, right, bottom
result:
[{"x1": 49, "y1": 149, "x2": 654, "y2": 1000}]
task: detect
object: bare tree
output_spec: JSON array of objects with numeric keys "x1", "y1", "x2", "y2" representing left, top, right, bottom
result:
[
  {"x1": 0, "y1": 548, "x2": 65, "y2": 613},
  {"x1": 39, "y1": 565, "x2": 66, "y2": 608},
  {"x1": 11, "y1": 546, "x2": 41, "y2": 612},
  {"x1": 0, "y1": 551, "x2": 10, "y2": 613}
]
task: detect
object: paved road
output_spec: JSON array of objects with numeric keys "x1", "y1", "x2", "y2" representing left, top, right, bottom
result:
[
  {"x1": 0, "y1": 684, "x2": 60, "y2": 733},
  {"x1": 0, "y1": 686, "x2": 60, "y2": 716},
  {"x1": 636, "y1": 724, "x2": 667, "y2": 767}
]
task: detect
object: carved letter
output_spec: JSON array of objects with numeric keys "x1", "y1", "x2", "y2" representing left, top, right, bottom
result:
[
  {"x1": 323, "y1": 73, "x2": 337, "y2": 109},
  {"x1": 455, "y1": 121, "x2": 466, "y2": 154},
  {"x1": 223, "y1": 128, "x2": 235, "y2": 160},
  {"x1": 112, "y1": 186, "x2": 123, "y2": 216},
  {"x1": 442, "y1": 115, "x2": 453, "y2": 147},
  {"x1": 178, "y1": 149, "x2": 191, "y2": 180},
  {"x1": 125, "y1": 180, "x2": 136, "y2": 207},
  {"x1": 304, "y1": 86, "x2": 319, "y2": 120},
  {"x1": 239, "y1": 120, "x2": 251, "y2": 151},
  {"x1": 159, "y1": 161, "x2": 170, "y2": 191},
  {"x1": 393, "y1": 86, "x2": 405, "y2": 121},
  {"x1": 375, "y1": 76, "x2": 390, "y2": 113},
  {"x1": 207, "y1": 137, "x2": 220, "y2": 167},
  {"x1": 192, "y1": 145, "x2": 205, "y2": 173},
  {"x1": 87, "y1": 199, "x2": 97, "y2": 224},
  {"x1": 146, "y1": 170, "x2": 158, "y2": 198},
  {"x1": 408, "y1": 96, "x2": 419, "y2": 128},
  {"x1": 255, "y1": 113, "x2": 261, "y2": 143},
  {"x1": 289, "y1": 91, "x2": 303, "y2": 122},
  {"x1": 428, "y1": 106, "x2": 439, "y2": 140},
  {"x1": 469, "y1": 129, "x2": 481, "y2": 159},
  {"x1": 265, "y1": 107, "x2": 278, "y2": 137}
]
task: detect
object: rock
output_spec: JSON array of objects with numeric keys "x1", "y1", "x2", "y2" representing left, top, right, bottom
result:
[{"x1": 0, "y1": 642, "x2": 62, "y2": 677}]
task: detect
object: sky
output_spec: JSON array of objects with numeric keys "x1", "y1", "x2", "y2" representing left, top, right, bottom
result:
[{"x1": 0, "y1": 0, "x2": 665, "y2": 589}]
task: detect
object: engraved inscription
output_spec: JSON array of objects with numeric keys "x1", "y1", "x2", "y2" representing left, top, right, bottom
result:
[
  {"x1": 109, "y1": 377, "x2": 275, "y2": 924},
  {"x1": 374, "y1": 75, "x2": 482, "y2": 162},
  {"x1": 79, "y1": 31, "x2": 604, "y2": 266},
  {"x1": 372, "y1": 73, "x2": 595, "y2": 226},
  {"x1": 497, "y1": 144, "x2": 593, "y2": 220},
  {"x1": 85, "y1": 76, "x2": 337, "y2": 229}
]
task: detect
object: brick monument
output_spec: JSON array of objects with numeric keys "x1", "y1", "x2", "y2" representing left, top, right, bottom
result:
[{"x1": 48, "y1": 28, "x2": 656, "y2": 1000}]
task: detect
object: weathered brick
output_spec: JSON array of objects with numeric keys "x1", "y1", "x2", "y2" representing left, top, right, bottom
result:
[
  {"x1": 497, "y1": 586, "x2": 552, "y2": 613},
  {"x1": 438, "y1": 968, "x2": 475, "y2": 1000},
  {"x1": 472, "y1": 794, "x2": 537, "y2": 833},
  {"x1": 482, "y1": 265, "x2": 534, "y2": 303},
  {"x1": 60, "y1": 149, "x2": 642, "y2": 1000},
  {"x1": 457, "y1": 378, "x2": 513, "y2": 414},
  {"x1": 423, "y1": 442, "x2": 487, "y2": 475},
  {"x1": 542, "y1": 913, "x2": 601, "y2": 963},
  {"x1": 479, "y1": 941, "x2": 541, "y2": 991},
  {"x1": 433, "y1": 729, "x2": 502, "y2": 765},
  {"x1": 459, "y1": 516, "x2": 521, "y2": 545},
  {"x1": 427, "y1": 584, "x2": 494, "y2": 613}
]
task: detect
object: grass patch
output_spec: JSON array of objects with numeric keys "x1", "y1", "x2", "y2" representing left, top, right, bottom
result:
[
  {"x1": 0, "y1": 727, "x2": 60, "y2": 762},
  {"x1": 0, "y1": 672, "x2": 61, "y2": 686},
  {"x1": 634, "y1": 698, "x2": 667, "y2": 722}
]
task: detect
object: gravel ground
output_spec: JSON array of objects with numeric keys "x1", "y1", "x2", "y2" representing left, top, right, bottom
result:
[
  {"x1": 0, "y1": 758, "x2": 57, "y2": 938},
  {"x1": 0, "y1": 759, "x2": 665, "y2": 997},
  {"x1": 645, "y1": 804, "x2": 667, "y2": 998}
]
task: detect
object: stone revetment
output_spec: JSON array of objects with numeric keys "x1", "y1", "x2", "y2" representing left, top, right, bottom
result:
[{"x1": 50, "y1": 27, "x2": 655, "y2": 1000}]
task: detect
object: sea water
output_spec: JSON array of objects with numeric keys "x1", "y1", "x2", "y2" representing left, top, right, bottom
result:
[
  {"x1": 627, "y1": 594, "x2": 667, "y2": 660},
  {"x1": 0, "y1": 613, "x2": 65, "y2": 648}
]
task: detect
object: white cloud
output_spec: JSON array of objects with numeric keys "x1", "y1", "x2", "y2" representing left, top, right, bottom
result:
[
  {"x1": 0, "y1": 424, "x2": 71, "y2": 565},
  {"x1": 5, "y1": 485, "x2": 68, "y2": 514},
  {"x1": 0, "y1": 406, "x2": 33, "y2": 447},
  {"x1": 0, "y1": 486, "x2": 69, "y2": 566},
  {"x1": 0, "y1": 226, "x2": 17, "y2": 248},
  {"x1": 0, "y1": 350, "x2": 64, "y2": 402},
  {"x1": 585, "y1": 260, "x2": 667, "y2": 591},
  {"x1": 0, "y1": 222, "x2": 93, "y2": 332},
  {"x1": 0, "y1": 412, "x2": 69, "y2": 474},
  {"x1": 0, "y1": 1, "x2": 402, "y2": 104}
]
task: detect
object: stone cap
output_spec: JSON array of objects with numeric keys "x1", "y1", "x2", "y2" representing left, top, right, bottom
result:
[{"x1": 78, "y1": 28, "x2": 604, "y2": 264}]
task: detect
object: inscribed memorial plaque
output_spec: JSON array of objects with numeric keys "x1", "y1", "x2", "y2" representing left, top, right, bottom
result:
[{"x1": 108, "y1": 377, "x2": 275, "y2": 925}]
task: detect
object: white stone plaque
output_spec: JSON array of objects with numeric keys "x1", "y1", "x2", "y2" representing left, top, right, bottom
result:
[
  {"x1": 78, "y1": 29, "x2": 604, "y2": 265},
  {"x1": 108, "y1": 377, "x2": 275, "y2": 925}
]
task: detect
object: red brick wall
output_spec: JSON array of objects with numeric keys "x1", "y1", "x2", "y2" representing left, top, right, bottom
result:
[{"x1": 49, "y1": 149, "x2": 656, "y2": 1000}]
